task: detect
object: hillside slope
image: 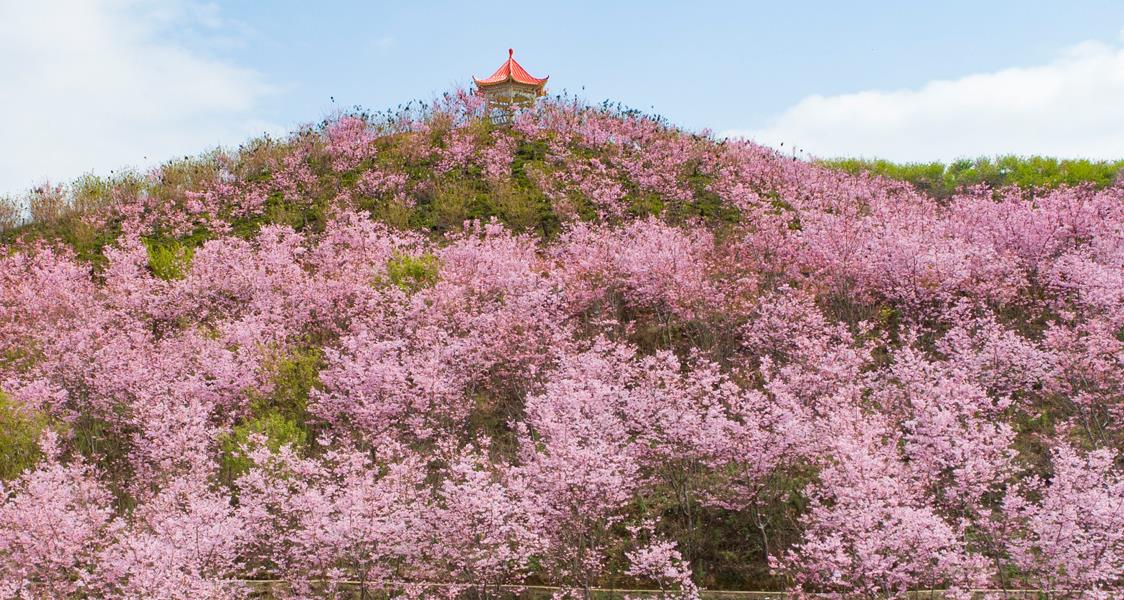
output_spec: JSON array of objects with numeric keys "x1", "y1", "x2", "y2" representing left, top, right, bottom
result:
[{"x1": 1, "y1": 92, "x2": 1122, "y2": 597}]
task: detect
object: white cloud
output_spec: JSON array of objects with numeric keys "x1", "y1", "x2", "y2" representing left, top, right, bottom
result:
[
  {"x1": 725, "y1": 36, "x2": 1124, "y2": 162},
  {"x1": 0, "y1": 0, "x2": 282, "y2": 197}
]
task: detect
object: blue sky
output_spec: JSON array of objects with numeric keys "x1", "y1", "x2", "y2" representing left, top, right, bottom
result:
[
  {"x1": 2, "y1": 0, "x2": 1123, "y2": 196},
  {"x1": 214, "y1": 1, "x2": 1124, "y2": 132}
]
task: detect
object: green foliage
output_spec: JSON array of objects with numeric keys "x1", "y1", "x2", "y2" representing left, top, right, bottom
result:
[
  {"x1": 386, "y1": 252, "x2": 439, "y2": 293},
  {"x1": 266, "y1": 192, "x2": 330, "y2": 234},
  {"x1": 0, "y1": 343, "x2": 41, "y2": 374},
  {"x1": 404, "y1": 137, "x2": 564, "y2": 237},
  {"x1": 823, "y1": 155, "x2": 1124, "y2": 197},
  {"x1": 627, "y1": 193, "x2": 665, "y2": 218},
  {"x1": 73, "y1": 412, "x2": 125, "y2": 462},
  {"x1": 71, "y1": 411, "x2": 137, "y2": 509},
  {"x1": 0, "y1": 390, "x2": 49, "y2": 480},
  {"x1": 220, "y1": 346, "x2": 322, "y2": 479},
  {"x1": 0, "y1": 210, "x2": 122, "y2": 270},
  {"x1": 70, "y1": 173, "x2": 125, "y2": 215},
  {"x1": 421, "y1": 179, "x2": 474, "y2": 231},
  {"x1": 144, "y1": 239, "x2": 195, "y2": 281},
  {"x1": 679, "y1": 168, "x2": 742, "y2": 224},
  {"x1": 267, "y1": 346, "x2": 323, "y2": 425},
  {"x1": 220, "y1": 410, "x2": 307, "y2": 478}
]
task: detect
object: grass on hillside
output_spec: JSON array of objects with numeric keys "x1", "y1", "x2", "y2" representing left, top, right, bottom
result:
[
  {"x1": 821, "y1": 155, "x2": 1124, "y2": 198},
  {"x1": 1, "y1": 103, "x2": 1121, "y2": 271}
]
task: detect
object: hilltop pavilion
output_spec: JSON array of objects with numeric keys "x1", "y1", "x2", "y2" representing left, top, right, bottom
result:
[{"x1": 474, "y1": 49, "x2": 548, "y2": 123}]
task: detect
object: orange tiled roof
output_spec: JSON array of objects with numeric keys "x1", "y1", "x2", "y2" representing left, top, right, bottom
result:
[{"x1": 474, "y1": 49, "x2": 548, "y2": 87}]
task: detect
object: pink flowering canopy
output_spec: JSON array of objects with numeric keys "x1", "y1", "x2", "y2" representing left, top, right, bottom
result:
[{"x1": 1, "y1": 90, "x2": 1122, "y2": 599}]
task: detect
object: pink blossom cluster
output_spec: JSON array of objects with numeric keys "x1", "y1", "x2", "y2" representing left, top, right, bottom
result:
[{"x1": 1, "y1": 94, "x2": 1122, "y2": 598}]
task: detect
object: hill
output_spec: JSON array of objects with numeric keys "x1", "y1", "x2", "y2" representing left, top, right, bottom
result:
[{"x1": 1, "y1": 91, "x2": 1122, "y2": 598}]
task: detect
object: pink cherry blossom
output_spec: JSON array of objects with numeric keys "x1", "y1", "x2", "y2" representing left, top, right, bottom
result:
[{"x1": 0, "y1": 92, "x2": 1121, "y2": 597}]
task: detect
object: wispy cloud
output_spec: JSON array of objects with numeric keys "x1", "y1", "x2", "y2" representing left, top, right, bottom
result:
[
  {"x1": 724, "y1": 34, "x2": 1124, "y2": 162},
  {"x1": 372, "y1": 35, "x2": 396, "y2": 50},
  {"x1": 0, "y1": 0, "x2": 284, "y2": 197}
]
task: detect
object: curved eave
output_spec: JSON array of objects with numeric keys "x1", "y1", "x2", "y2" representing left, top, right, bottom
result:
[{"x1": 473, "y1": 75, "x2": 549, "y2": 88}]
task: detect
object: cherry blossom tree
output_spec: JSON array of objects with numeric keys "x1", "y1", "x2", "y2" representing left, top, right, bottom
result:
[{"x1": 0, "y1": 92, "x2": 1121, "y2": 597}]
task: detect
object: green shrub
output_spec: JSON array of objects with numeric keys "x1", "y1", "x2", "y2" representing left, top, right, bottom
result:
[
  {"x1": 0, "y1": 390, "x2": 49, "y2": 480},
  {"x1": 70, "y1": 173, "x2": 125, "y2": 215},
  {"x1": 219, "y1": 346, "x2": 323, "y2": 480},
  {"x1": 0, "y1": 344, "x2": 40, "y2": 373},
  {"x1": 386, "y1": 252, "x2": 439, "y2": 293},
  {"x1": 822, "y1": 155, "x2": 1124, "y2": 197},
  {"x1": 426, "y1": 178, "x2": 475, "y2": 232},
  {"x1": 144, "y1": 239, "x2": 195, "y2": 281},
  {"x1": 219, "y1": 411, "x2": 307, "y2": 478},
  {"x1": 268, "y1": 346, "x2": 323, "y2": 425}
]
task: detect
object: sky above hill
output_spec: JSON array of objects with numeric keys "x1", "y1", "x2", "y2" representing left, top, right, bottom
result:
[{"x1": 2, "y1": 0, "x2": 1124, "y2": 198}]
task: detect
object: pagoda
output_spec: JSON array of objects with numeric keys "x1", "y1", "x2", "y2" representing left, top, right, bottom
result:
[{"x1": 474, "y1": 49, "x2": 548, "y2": 124}]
